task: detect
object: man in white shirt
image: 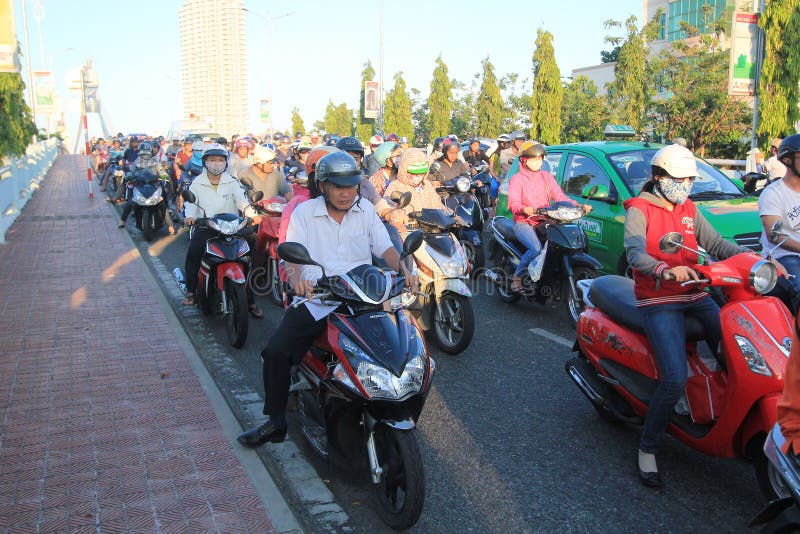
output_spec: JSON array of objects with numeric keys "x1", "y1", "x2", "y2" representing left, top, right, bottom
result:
[
  {"x1": 759, "y1": 134, "x2": 800, "y2": 312},
  {"x1": 182, "y1": 144, "x2": 262, "y2": 317},
  {"x1": 238, "y1": 152, "x2": 417, "y2": 448},
  {"x1": 765, "y1": 138, "x2": 788, "y2": 181}
]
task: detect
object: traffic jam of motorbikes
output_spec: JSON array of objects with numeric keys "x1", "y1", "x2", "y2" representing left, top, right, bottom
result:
[{"x1": 91, "y1": 127, "x2": 800, "y2": 531}]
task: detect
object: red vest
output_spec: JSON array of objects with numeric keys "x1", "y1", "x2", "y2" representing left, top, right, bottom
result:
[{"x1": 624, "y1": 197, "x2": 706, "y2": 306}]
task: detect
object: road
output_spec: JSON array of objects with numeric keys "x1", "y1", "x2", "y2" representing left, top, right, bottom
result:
[{"x1": 121, "y1": 210, "x2": 765, "y2": 533}]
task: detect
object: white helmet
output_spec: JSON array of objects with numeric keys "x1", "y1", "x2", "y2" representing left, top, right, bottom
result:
[
  {"x1": 253, "y1": 145, "x2": 277, "y2": 165},
  {"x1": 650, "y1": 144, "x2": 698, "y2": 179},
  {"x1": 191, "y1": 140, "x2": 204, "y2": 152}
]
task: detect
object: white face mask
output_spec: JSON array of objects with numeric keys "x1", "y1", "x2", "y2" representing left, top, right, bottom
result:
[
  {"x1": 205, "y1": 161, "x2": 227, "y2": 176},
  {"x1": 657, "y1": 177, "x2": 694, "y2": 205},
  {"x1": 525, "y1": 158, "x2": 543, "y2": 172}
]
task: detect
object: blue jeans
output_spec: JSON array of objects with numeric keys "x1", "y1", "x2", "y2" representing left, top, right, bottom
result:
[
  {"x1": 513, "y1": 222, "x2": 542, "y2": 277},
  {"x1": 639, "y1": 296, "x2": 722, "y2": 453},
  {"x1": 775, "y1": 255, "x2": 800, "y2": 313}
]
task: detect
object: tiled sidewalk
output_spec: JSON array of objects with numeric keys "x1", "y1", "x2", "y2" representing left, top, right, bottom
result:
[{"x1": 0, "y1": 156, "x2": 278, "y2": 533}]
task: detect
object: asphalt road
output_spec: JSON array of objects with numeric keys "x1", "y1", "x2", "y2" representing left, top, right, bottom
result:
[{"x1": 123, "y1": 211, "x2": 766, "y2": 533}]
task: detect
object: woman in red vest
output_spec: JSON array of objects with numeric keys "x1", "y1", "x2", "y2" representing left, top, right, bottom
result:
[{"x1": 623, "y1": 144, "x2": 750, "y2": 488}]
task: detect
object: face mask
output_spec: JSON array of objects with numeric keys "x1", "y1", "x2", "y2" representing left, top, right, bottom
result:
[
  {"x1": 525, "y1": 158, "x2": 543, "y2": 172},
  {"x1": 657, "y1": 177, "x2": 693, "y2": 205},
  {"x1": 205, "y1": 161, "x2": 227, "y2": 176},
  {"x1": 409, "y1": 174, "x2": 425, "y2": 187},
  {"x1": 139, "y1": 153, "x2": 151, "y2": 161}
]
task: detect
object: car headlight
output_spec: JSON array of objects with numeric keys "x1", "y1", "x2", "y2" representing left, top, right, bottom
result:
[
  {"x1": 750, "y1": 259, "x2": 777, "y2": 294},
  {"x1": 208, "y1": 218, "x2": 246, "y2": 235},
  {"x1": 734, "y1": 334, "x2": 772, "y2": 376},
  {"x1": 456, "y1": 177, "x2": 471, "y2": 193},
  {"x1": 337, "y1": 332, "x2": 426, "y2": 400}
]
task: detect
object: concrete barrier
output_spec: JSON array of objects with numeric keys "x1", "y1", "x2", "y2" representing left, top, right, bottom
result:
[{"x1": 0, "y1": 139, "x2": 59, "y2": 243}]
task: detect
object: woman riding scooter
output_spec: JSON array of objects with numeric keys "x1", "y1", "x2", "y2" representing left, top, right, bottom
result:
[{"x1": 624, "y1": 144, "x2": 752, "y2": 487}]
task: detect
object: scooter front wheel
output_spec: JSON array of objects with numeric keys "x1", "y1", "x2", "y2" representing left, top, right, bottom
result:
[
  {"x1": 433, "y1": 292, "x2": 474, "y2": 354},
  {"x1": 371, "y1": 427, "x2": 425, "y2": 530},
  {"x1": 224, "y1": 279, "x2": 249, "y2": 348},
  {"x1": 142, "y1": 210, "x2": 154, "y2": 242}
]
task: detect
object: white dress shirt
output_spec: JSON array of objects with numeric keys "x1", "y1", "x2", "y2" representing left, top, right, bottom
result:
[
  {"x1": 185, "y1": 171, "x2": 255, "y2": 219},
  {"x1": 285, "y1": 196, "x2": 394, "y2": 319}
]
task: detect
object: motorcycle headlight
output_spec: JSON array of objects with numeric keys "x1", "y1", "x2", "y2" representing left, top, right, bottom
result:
[
  {"x1": 267, "y1": 202, "x2": 284, "y2": 213},
  {"x1": 734, "y1": 334, "x2": 772, "y2": 376},
  {"x1": 750, "y1": 260, "x2": 777, "y2": 294},
  {"x1": 208, "y1": 218, "x2": 246, "y2": 235},
  {"x1": 542, "y1": 206, "x2": 583, "y2": 221},
  {"x1": 337, "y1": 333, "x2": 426, "y2": 400},
  {"x1": 456, "y1": 177, "x2": 471, "y2": 193},
  {"x1": 144, "y1": 187, "x2": 162, "y2": 206},
  {"x1": 426, "y1": 241, "x2": 467, "y2": 277}
]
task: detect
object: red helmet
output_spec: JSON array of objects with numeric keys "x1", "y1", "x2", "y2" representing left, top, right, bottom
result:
[{"x1": 305, "y1": 146, "x2": 338, "y2": 176}]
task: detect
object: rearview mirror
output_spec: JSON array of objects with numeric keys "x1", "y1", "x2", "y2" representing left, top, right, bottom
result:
[
  {"x1": 659, "y1": 232, "x2": 684, "y2": 254},
  {"x1": 277, "y1": 242, "x2": 319, "y2": 267},
  {"x1": 581, "y1": 185, "x2": 600, "y2": 199},
  {"x1": 181, "y1": 190, "x2": 197, "y2": 204},
  {"x1": 239, "y1": 176, "x2": 254, "y2": 189},
  {"x1": 429, "y1": 162, "x2": 441, "y2": 175},
  {"x1": 401, "y1": 230, "x2": 424, "y2": 260},
  {"x1": 249, "y1": 190, "x2": 264, "y2": 202},
  {"x1": 391, "y1": 191, "x2": 412, "y2": 209}
]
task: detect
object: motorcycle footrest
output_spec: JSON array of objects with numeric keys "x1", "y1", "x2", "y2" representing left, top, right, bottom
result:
[{"x1": 289, "y1": 375, "x2": 311, "y2": 392}]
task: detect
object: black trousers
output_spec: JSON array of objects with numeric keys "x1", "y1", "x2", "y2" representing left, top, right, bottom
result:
[{"x1": 261, "y1": 304, "x2": 326, "y2": 416}]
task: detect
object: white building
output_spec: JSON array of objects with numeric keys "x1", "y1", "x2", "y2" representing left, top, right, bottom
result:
[
  {"x1": 179, "y1": 0, "x2": 248, "y2": 137},
  {"x1": 571, "y1": 63, "x2": 617, "y2": 95}
]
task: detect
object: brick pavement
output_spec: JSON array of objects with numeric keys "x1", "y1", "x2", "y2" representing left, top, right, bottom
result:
[{"x1": 0, "y1": 156, "x2": 278, "y2": 533}]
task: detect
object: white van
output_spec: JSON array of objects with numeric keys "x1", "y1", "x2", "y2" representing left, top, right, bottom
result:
[{"x1": 166, "y1": 119, "x2": 217, "y2": 141}]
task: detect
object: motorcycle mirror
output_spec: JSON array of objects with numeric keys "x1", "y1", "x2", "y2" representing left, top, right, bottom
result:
[
  {"x1": 396, "y1": 192, "x2": 412, "y2": 209},
  {"x1": 288, "y1": 166, "x2": 299, "y2": 177},
  {"x1": 181, "y1": 190, "x2": 197, "y2": 204},
  {"x1": 401, "y1": 230, "x2": 424, "y2": 260},
  {"x1": 429, "y1": 162, "x2": 441, "y2": 175},
  {"x1": 277, "y1": 242, "x2": 321, "y2": 268},
  {"x1": 659, "y1": 232, "x2": 684, "y2": 254},
  {"x1": 249, "y1": 190, "x2": 264, "y2": 203},
  {"x1": 239, "y1": 176, "x2": 254, "y2": 189},
  {"x1": 390, "y1": 191, "x2": 403, "y2": 203}
]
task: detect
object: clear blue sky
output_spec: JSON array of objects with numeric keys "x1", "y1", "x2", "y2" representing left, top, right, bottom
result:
[{"x1": 13, "y1": 0, "x2": 643, "y2": 137}]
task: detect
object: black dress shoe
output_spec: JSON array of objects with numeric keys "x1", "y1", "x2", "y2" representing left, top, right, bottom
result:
[
  {"x1": 638, "y1": 468, "x2": 662, "y2": 488},
  {"x1": 237, "y1": 419, "x2": 287, "y2": 448}
]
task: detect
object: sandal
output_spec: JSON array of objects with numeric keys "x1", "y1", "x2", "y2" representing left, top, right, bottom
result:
[
  {"x1": 118, "y1": 220, "x2": 126, "y2": 228},
  {"x1": 168, "y1": 226, "x2": 176, "y2": 235},
  {"x1": 249, "y1": 304, "x2": 264, "y2": 320},
  {"x1": 182, "y1": 294, "x2": 196, "y2": 306},
  {"x1": 511, "y1": 276, "x2": 523, "y2": 292}
]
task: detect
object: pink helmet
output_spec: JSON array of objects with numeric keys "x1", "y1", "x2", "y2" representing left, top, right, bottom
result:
[{"x1": 369, "y1": 134, "x2": 384, "y2": 146}]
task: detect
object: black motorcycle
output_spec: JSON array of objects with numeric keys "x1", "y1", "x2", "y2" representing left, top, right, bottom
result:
[
  {"x1": 278, "y1": 232, "x2": 433, "y2": 530},
  {"x1": 105, "y1": 155, "x2": 127, "y2": 194},
  {"x1": 129, "y1": 168, "x2": 169, "y2": 241},
  {"x1": 486, "y1": 201, "x2": 602, "y2": 325},
  {"x1": 437, "y1": 173, "x2": 489, "y2": 270}
]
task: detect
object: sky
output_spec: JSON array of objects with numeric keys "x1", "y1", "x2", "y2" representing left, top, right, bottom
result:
[{"x1": 12, "y1": 0, "x2": 643, "y2": 139}]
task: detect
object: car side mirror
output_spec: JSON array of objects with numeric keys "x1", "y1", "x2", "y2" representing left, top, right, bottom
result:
[
  {"x1": 181, "y1": 190, "x2": 197, "y2": 204},
  {"x1": 401, "y1": 230, "x2": 424, "y2": 260}
]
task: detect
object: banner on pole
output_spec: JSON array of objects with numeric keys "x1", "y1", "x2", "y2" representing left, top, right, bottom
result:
[
  {"x1": 0, "y1": 0, "x2": 20, "y2": 73},
  {"x1": 364, "y1": 81, "x2": 379, "y2": 120},
  {"x1": 260, "y1": 99, "x2": 271, "y2": 123},
  {"x1": 728, "y1": 12, "x2": 759, "y2": 97},
  {"x1": 33, "y1": 71, "x2": 54, "y2": 113}
]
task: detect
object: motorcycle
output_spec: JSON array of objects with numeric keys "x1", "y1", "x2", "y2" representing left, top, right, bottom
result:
[
  {"x1": 277, "y1": 232, "x2": 433, "y2": 530},
  {"x1": 435, "y1": 171, "x2": 489, "y2": 271},
  {"x1": 567, "y1": 231, "x2": 793, "y2": 497},
  {"x1": 180, "y1": 188, "x2": 263, "y2": 348},
  {"x1": 239, "y1": 175, "x2": 287, "y2": 307},
  {"x1": 742, "y1": 171, "x2": 771, "y2": 196},
  {"x1": 106, "y1": 155, "x2": 127, "y2": 194},
  {"x1": 403, "y1": 208, "x2": 475, "y2": 354},
  {"x1": 129, "y1": 168, "x2": 169, "y2": 241},
  {"x1": 486, "y1": 201, "x2": 601, "y2": 325},
  {"x1": 750, "y1": 424, "x2": 800, "y2": 533}
]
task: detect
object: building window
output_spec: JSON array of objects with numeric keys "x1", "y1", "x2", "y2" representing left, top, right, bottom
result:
[{"x1": 667, "y1": 0, "x2": 727, "y2": 42}]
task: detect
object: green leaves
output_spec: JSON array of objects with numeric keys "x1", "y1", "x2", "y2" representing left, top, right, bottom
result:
[
  {"x1": 530, "y1": 29, "x2": 563, "y2": 145},
  {"x1": 477, "y1": 58, "x2": 504, "y2": 138},
  {"x1": 323, "y1": 100, "x2": 353, "y2": 137},
  {"x1": 0, "y1": 73, "x2": 37, "y2": 157},
  {"x1": 290, "y1": 107, "x2": 305, "y2": 136},
  {"x1": 561, "y1": 76, "x2": 607, "y2": 143},
  {"x1": 606, "y1": 16, "x2": 650, "y2": 132},
  {"x1": 758, "y1": 0, "x2": 800, "y2": 139},
  {"x1": 426, "y1": 56, "x2": 452, "y2": 140},
  {"x1": 384, "y1": 72, "x2": 414, "y2": 141}
]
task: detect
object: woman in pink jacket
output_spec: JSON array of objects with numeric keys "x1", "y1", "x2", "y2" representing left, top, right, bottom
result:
[{"x1": 507, "y1": 142, "x2": 590, "y2": 291}]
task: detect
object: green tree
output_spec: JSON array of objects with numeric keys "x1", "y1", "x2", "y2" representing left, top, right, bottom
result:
[
  {"x1": 561, "y1": 76, "x2": 607, "y2": 142},
  {"x1": 383, "y1": 72, "x2": 414, "y2": 140},
  {"x1": 0, "y1": 73, "x2": 36, "y2": 157},
  {"x1": 476, "y1": 57, "x2": 504, "y2": 138},
  {"x1": 356, "y1": 60, "x2": 376, "y2": 142},
  {"x1": 498, "y1": 73, "x2": 532, "y2": 133},
  {"x1": 426, "y1": 56, "x2": 452, "y2": 139},
  {"x1": 530, "y1": 28, "x2": 563, "y2": 144},
  {"x1": 290, "y1": 107, "x2": 305, "y2": 135},
  {"x1": 758, "y1": 0, "x2": 800, "y2": 139},
  {"x1": 450, "y1": 78, "x2": 478, "y2": 140},
  {"x1": 648, "y1": 24, "x2": 750, "y2": 157},
  {"x1": 322, "y1": 100, "x2": 353, "y2": 136},
  {"x1": 605, "y1": 16, "x2": 650, "y2": 132}
]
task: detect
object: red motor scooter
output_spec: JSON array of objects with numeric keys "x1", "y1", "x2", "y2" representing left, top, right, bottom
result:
[
  {"x1": 251, "y1": 195, "x2": 287, "y2": 306},
  {"x1": 567, "y1": 231, "x2": 793, "y2": 498}
]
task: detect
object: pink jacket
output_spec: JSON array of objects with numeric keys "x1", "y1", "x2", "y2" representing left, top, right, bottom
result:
[
  {"x1": 508, "y1": 167, "x2": 574, "y2": 224},
  {"x1": 279, "y1": 188, "x2": 312, "y2": 243}
]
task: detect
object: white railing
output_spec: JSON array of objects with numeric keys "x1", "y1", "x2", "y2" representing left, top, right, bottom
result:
[{"x1": 0, "y1": 139, "x2": 60, "y2": 243}]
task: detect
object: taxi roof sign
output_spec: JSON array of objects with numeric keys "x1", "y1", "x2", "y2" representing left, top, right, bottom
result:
[{"x1": 603, "y1": 124, "x2": 637, "y2": 138}]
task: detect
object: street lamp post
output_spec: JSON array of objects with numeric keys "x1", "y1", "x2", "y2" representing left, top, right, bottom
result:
[{"x1": 20, "y1": 0, "x2": 37, "y2": 132}]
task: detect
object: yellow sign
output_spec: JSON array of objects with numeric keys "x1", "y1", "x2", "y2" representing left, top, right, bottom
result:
[{"x1": 0, "y1": 0, "x2": 20, "y2": 73}]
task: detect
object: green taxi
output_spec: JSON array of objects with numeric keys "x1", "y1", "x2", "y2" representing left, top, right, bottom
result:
[{"x1": 496, "y1": 140, "x2": 762, "y2": 275}]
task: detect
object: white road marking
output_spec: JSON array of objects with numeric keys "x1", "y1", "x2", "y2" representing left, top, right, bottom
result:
[{"x1": 529, "y1": 328, "x2": 574, "y2": 349}]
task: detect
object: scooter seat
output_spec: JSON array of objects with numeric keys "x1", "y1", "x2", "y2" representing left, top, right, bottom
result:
[
  {"x1": 492, "y1": 217, "x2": 526, "y2": 257},
  {"x1": 588, "y1": 275, "x2": 706, "y2": 342}
]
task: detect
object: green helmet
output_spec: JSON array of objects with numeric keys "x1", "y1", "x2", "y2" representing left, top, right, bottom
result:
[{"x1": 407, "y1": 160, "x2": 429, "y2": 175}]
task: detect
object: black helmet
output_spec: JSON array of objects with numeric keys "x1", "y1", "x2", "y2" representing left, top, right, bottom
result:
[
  {"x1": 432, "y1": 137, "x2": 445, "y2": 152},
  {"x1": 335, "y1": 136, "x2": 365, "y2": 155},
  {"x1": 519, "y1": 141, "x2": 546, "y2": 158},
  {"x1": 138, "y1": 141, "x2": 153, "y2": 155},
  {"x1": 315, "y1": 152, "x2": 363, "y2": 187},
  {"x1": 777, "y1": 134, "x2": 800, "y2": 163}
]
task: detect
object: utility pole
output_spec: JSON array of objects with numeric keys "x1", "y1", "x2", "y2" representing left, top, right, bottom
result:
[
  {"x1": 378, "y1": 0, "x2": 384, "y2": 131},
  {"x1": 750, "y1": 0, "x2": 766, "y2": 149},
  {"x1": 20, "y1": 0, "x2": 37, "y2": 133}
]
